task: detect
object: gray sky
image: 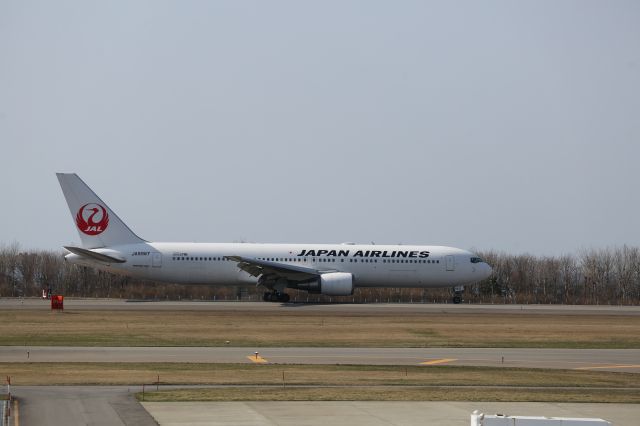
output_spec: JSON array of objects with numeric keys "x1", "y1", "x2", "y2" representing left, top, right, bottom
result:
[{"x1": 1, "y1": 1, "x2": 639, "y2": 256}]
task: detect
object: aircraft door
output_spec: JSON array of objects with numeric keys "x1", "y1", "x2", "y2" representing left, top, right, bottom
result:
[
  {"x1": 445, "y1": 255, "x2": 455, "y2": 271},
  {"x1": 152, "y1": 252, "x2": 163, "y2": 268}
]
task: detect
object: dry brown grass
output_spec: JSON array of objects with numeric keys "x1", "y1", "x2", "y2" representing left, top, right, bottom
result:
[
  {"x1": 139, "y1": 387, "x2": 640, "y2": 403},
  {"x1": 5, "y1": 362, "x2": 638, "y2": 403},
  {"x1": 0, "y1": 309, "x2": 638, "y2": 348},
  {"x1": 1, "y1": 363, "x2": 638, "y2": 388}
]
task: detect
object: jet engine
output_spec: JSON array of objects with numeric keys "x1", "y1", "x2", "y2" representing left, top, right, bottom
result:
[
  {"x1": 298, "y1": 272, "x2": 353, "y2": 296},
  {"x1": 319, "y1": 272, "x2": 353, "y2": 295}
]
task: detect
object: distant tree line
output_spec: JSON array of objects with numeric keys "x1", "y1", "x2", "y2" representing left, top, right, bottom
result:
[{"x1": 0, "y1": 243, "x2": 638, "y2": 305}]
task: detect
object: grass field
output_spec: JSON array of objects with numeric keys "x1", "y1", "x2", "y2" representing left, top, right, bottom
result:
[
  {"x1": 1, "y1": 309, "x2": 639, "y2": 348},
  {"x1": 1, "y1": 363, "x2": 638, "y2": 387},
  {"x1": 2, "y1": 362, "x2": 639, "y2": 402},
  {"x1": 0, "y1": 363, "x2": 640, "y2": 403},
  {"x1": 138, "y1": 387, "x2": 640, "y2": 403}
]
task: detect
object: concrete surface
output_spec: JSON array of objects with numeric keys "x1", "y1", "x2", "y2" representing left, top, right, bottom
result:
[
  {"x1": 141, "y1": 401, "x2": 640, "y2": 426},
  {"x1": 13, "y1": 386, "x2": 157, "y2": 426},
  {"x1": 2, "y1": 346, "x2": 639, "y2": 372}
]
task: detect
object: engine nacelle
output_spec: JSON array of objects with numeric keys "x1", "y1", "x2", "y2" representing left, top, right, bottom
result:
[{"x1": 319, "y1": 272, "x2": 354, "y2": 296}]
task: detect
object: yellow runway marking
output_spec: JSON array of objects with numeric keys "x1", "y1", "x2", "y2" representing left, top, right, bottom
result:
[
  {"x1": 247, "y1": 355, "x2": 269, "y2": 364},
  {"x1": 420, "y1": 358, "x2": 457, "y2": 365},
  {"x1": 575, "y1": 364, "x2": 640, "y2": 370}
]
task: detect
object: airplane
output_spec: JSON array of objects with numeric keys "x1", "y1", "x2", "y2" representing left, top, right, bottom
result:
[{"x1": 57, "y1": 173, "x2": 492, "y2": 303}]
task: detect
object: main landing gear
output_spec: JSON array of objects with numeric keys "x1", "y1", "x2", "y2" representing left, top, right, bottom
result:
[{"x1": 263, "y1": 291, "x2": 290, "y2": 303}]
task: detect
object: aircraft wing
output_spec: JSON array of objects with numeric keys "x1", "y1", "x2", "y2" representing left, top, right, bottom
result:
[{"x1": 225, "y1": 256, "x2": 322, "y2": 282}]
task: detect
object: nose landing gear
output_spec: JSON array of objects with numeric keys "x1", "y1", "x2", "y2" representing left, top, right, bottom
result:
[{"x1": 452, "y1": 285, "x2": 464, "y2": 304}]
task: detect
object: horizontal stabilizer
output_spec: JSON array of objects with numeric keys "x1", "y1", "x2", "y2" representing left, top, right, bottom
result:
[{"x1": 64, "y1": 246, "x2": 126, "y2": 264}]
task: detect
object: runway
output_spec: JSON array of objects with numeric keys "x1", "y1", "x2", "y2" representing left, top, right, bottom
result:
[
  {"x1": 2, "y1": 298, "x2": 639, "y2": 315},
  {"x1": 2, "y1": 346, "x2": 639, "y2": 372}
]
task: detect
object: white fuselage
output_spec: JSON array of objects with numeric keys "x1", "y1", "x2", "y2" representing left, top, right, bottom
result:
[{"x1": 66, "y1": 242, "x2": 492, "y2": 289}]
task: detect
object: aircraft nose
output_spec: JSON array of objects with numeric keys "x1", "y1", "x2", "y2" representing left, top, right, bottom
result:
[{"x1": 481, "y1": 262, "x2": 493, "y2": 279}]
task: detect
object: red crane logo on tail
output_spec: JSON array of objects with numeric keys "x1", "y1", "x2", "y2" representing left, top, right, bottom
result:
[{"x1": 76, "y1": 204, "x2": 109, "y2": 235}]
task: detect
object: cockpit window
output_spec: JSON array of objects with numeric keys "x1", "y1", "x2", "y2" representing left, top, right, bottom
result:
[{"x1": 470, "y1": 257, "x2": 483, "y2": 263}]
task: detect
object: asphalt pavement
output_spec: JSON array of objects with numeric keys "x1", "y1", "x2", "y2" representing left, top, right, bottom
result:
[
  {"x1": 12, "y1": 386, "x2": 157, "y2": 426},
  {"x1": 2, "y1": 346, "x2": 639, "y2": 372},
  {"x1": 2, "y1": 298, "x2": 639, "y2": 315}
]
